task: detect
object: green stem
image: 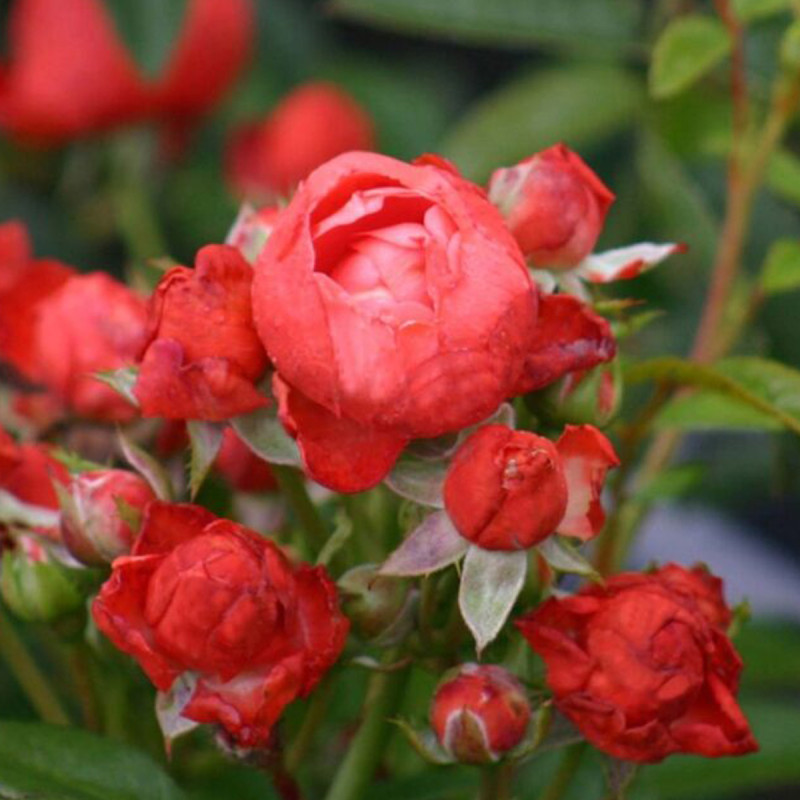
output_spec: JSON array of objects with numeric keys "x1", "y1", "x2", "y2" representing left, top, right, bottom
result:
[
  {"x1": 68, "y1": 644, "x2": 101, "y2": 732},
  {"x1": 272, "y1": 465, "x2": 329, "y2": 556},
  {"x1": 539, "y1": 744, "x2": 586, "y2": 800},
  {"x1": 0, "y1": 605, "x2": 70, "y2": 726},
  {"x1": 323, "y1": 653, "x2": 409, "y2": 800},
  {"x1": 479, "y1": 763, "x2": 515, "y2": 800},
  {"x1": 285, "y1": 676, "x2": 334, "y2": 774}
]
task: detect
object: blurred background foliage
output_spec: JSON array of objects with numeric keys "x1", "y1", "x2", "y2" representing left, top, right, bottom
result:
[{"x1": 1, "y1": 1, "x2": 800, "y2": 798}]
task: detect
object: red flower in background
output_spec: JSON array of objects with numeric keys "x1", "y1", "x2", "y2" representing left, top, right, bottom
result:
[
  {"x1": 489, "y1": 144, "x2": 615, "y2": 269},
  {"x1": 227, "y1": 82, "x2": 375, "y2": 200},
  {"x1": 517, "y1": 564, "x2": 758, "y2": 763},
  {"x1": 34, "y1": 273, "x2": 148, "y2": 421},
  {"x1": 253, "y1": 151, "x2": 538, "y2": 492},
  {"x1": 93, "y1": 501, "x2": 348, "y2": 747},
  {"x1": 215, "y1": 427, "x2": 277, "y2": 493},
  {"x1": 443, "y1": 423, "x2": 618, "y2": 550},
  {"x1": 134, "y1": 244, "x2": 269, "y2": 421},
  {"x1": 0, "y1": 0, "x2": 253, "y2": 146}
]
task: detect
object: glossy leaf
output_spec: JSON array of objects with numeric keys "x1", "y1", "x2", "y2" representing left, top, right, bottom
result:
[
  {"x1": 626, "y1": 356, "x2": 800, "y2": 437},
  {"x1": 231, "y1": 405, "x2": 302, "y2": 468},
  {"x1": 330, "y1": 0, "x2": 640, "y2": 51},
  {"x1": 760, "y1": 239, "x2": 800, "y2": 295},
  {"x1": 186, "y1": 421, "x2": 224, "y2": 499},
  {"x1": 442, "y1": 65, "x2": 641, "y2": 182},
  {"x1": 458, "y1": 546, "x2": 527, "y2": 652},
  {"x1": 0, "y1": 721, "x2": 185, "y2": 800},
  {"x1": 649, "y1": 16, "x2": 731, "y2": 100},
  {"x1": 381, "y1": 511, "x2": 468, "y2": 577}
]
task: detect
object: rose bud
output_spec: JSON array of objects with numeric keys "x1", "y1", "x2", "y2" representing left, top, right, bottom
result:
[
  {"x1": 59, "y1": 469, "x2": 156, "y2": 566},
  {"x1": 488, "y1": 144, "x2": 615, "y2": 269},
  {"x1": 517, "y1": 564, "x2": 759, "y2": 763},
  {"x1": 526, "y1": 360, "x2": 622, "y2": 429},
  {"x1": 33, "y1": 273, "x2": 148, "y2": 422},
  {"x1": 226, "y1": 82, "x2": 375, "y2": 200},
  {"x1": 431, "y1": 664, "x2": 531, "y2": 764},
  {"x1": 254, "y1": 152, "x2": 538, "y2": 492},
  {"x1": 215, "y1": 427, "x2": 277, "y2": 493},
  {"x1": 92, "y1": 501, "x2": 349, "y2": 748},
  {"x1": 339, "y1": 564, "x2": 409, "y2": 640},
  {"x1": 1, "y1": 536, "x2": 86, "y2": 623},
  {"x1": 134, "y1": 244, "x2": 269, "y2": 422},
  {"x1": 443, "y1": 424, "x2": 619, "y2": 550}
]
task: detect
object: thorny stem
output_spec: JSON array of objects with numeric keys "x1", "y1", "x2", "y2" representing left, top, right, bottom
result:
[{"x1": 0, "y1": 604, "x2": 71, "y2": 726}]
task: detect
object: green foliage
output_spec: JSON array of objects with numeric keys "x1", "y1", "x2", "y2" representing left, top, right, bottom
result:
[
  {"x1": 767, "y1": 148, "x2": 800, "y2": 207},
  {"x1": 650, "y1": 16, "x2": 731, "y2": 99},
  {"x1": 760, "y1": 239, "x2": 800, "y2": 295},
  {"x1": 733, "y1": 0, "x2": 793, "y2": 23},
  {"x1": 442, "y1": 66, "x2": 642, "y2": 182},
  {"x1": 0, "y1": 721, "x2": 184, "y2": 800}
]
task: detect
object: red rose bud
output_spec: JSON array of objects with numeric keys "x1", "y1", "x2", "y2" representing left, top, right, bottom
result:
[
  {"x1": 254, "y1": 152, "x2": 537, "y2": 492},
  {"x1": 215, "y1": 428, "x2": 277, "y2": 493},
  {"x1": 489, "y1": 144, "x2": 614, "y2": 269},
  {"x1": 527, "y1": 361, "x2": 622, "y2": 428},
  {"x1": 33, "y1": 273, "x2": 148, "y2": 422},
  {"x1": 226, "y1": 83, "x2": 375, "y2": 200},
  {"x1": 92, "y1": 502, "x2": 349, "y2": 748},
  {"x1": 59, "y1": 469, "x2": 156, "y2": 566},
  {"x1": 339, "y1": 564, "x2": 409, "y2": 640},
  {"x1": 517, "y1": 564, "x2": 758, "y2": 763},
  {"x1": 1, "y1": 536, "x2": 87, "y2": 623},
  {"x1": 444, "y1": 425, "x2": 567, "y2": 551},
  {"x1": 431, "y1": 664, "x2": 531, "y2": 764},
  {"x1": 444, "y1": 424, "x2": 619, "y2": 550},
  {"x1": 134, "y1": 244, "x2": 269, "y2": 421}
]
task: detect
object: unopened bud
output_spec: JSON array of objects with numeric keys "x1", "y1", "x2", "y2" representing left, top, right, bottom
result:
[
  {"x1": 431, "y1": 664, "x2": 531, "y2": 764},
  {"x1": 59, "y1": 470, "x2": 155, "y2": 566},
  {"x1": 339, "y1": 564, "x2": 408, "y2": 640}
]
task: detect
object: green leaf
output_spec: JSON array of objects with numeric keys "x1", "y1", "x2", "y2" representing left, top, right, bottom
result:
[
  {"x1": 118, "y1": 430, "x2": 174, "y2": 501},
  {"x1": 626, "y1": 356, "x2": 800, "y2": 437},
  {"x1": 636, "y1": 463, "x2": 706, "y2": 501},
  {"x1": 736, "y1": 622, "x2": 800, "y2": 690},
  {"x1": 767, "y1": 148, "x2": 800, "y2": 207},
  {"x1": 538, "y1": 537, "x2": 599, "y2": 579},
  {"x1": 732, "y1": 0, "x2": 792, "y2": 22},
  {"x1": 330, "y1": 0, "x2": 640, "y2": 51},
  {"x1": 95, "y1": 367, "x2": 140, "y2": 410},
  {"x1": 458, "y1": 546, "x2": 527, "y2": 653},
  {"x1": 231, "y1": 405, "x2": 302, "y2": 468},
  {"x1": 760, "y1": 240, "x2": 800, "y2": 295},
  {"x1": 385, "y1": 453, "x2": 447, "y2": 508},
  {"x1": 105, "y1": 0, "x2": 189, "y2": 78},
  {"x1": 380, "y1": 511, "x2": 468, "y2": 577},
  {"x1": 649, "y1": 16, "x2": 731, "y2": 100},
  {"x1": 0, "y1": 721, "x2": 184, "y2": 800},
  {"x1": 656, "y1": 392, "x2": 783, "y2": 432},
  {"x1": 441, "y1": 65, "x2": 642, "y2": 183},
  {"x1": 185, "y1": 421, "x2": 224, "y2": 500}
]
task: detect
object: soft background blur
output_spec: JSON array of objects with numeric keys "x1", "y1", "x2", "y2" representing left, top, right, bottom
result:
[{"x1": 1, "y1": 1, "x2": 800, "y2": 798}]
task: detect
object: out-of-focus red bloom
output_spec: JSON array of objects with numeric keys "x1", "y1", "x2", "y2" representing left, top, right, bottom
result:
[
  {"x1": 253, "y1": 152, "x2": 537, "y2": 492},
  {"x1": 517, "y1": 564, "x2": 758, "y2": 763},
  {"x1": 59, "y1": 469, "x2": 156, "y2": 566},
  {"x1": 215, "y1": 427, "x2": 277, "y2": 493},
  {"x1": 489, "y1": 144, "x2": 614, "y2": 269},
  {"x1": 227, "y1": 82, "x2": 375, "y2": 200},
  {"x1": 134, "y1": 244, "x2": 269, "y2": 422},
  {"x1": 0, "y1": 0, "x2": 253, "y2": 146},
  {"x1": 0, "y1": 221, "x2": 73, "y2": 382},
  {"x1": 443, "y1": 423, "x2": 618, "y2": 550},
  {"x1": 34, "y1": 273, "x2": 148, "y2": 422},
  {"x1": 92, "y1": 501, "x2": 349, "y2": 747},
  {"x1": 431, "y1": 664, "x2": 530, "y2": 763}
]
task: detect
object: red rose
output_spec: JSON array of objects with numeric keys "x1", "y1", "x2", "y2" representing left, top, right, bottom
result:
[
  {"x1": 443, "y1": 424, "x2": 618, "y2": 550},
  {"x1": 253, "y1": 152, "x2": 538, "y2": 492},
  {"x1": 215, "y1": 427, "x2": 277, "y2": 493},
  {"x1": 489, "y1": 144, "x2": 614, "y2": 269},
  {"x1": 156, "y1": 0, "x2": 253, "y2": 133},
  {"x1": 0, "y1": 221, "x2": 73, "y2": 383},
  {"x1": 431, "y1": 664, "x2": 530, "y2": 764},
  {"x1": 227, "y1": 83, "x2": 375, "y2": 200},
  {"x1": 0, "y1": 0, "x2": 148, "y2": 144},
  {"x1": 34, "y1": 273, "x2": 148, "y2": 421},
  {"x1": 59, "y1": 469, "x2": 156, "y2": 566},
  {"x1": 516, "y1": 564, "x2": 758, "y2": 763},
  {"x1": 134, "y1": 244, "x2": 269, "y2": 421},
  {"x1": 92, "y1": 501, "x2": 348, "y2": 747}
]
